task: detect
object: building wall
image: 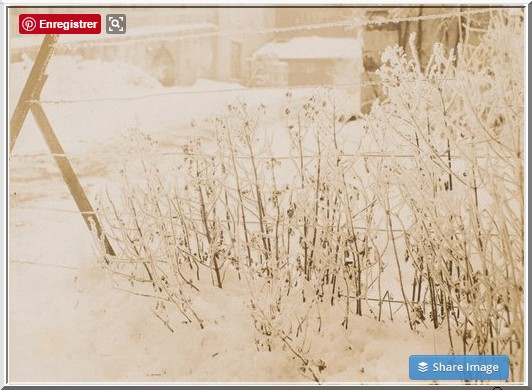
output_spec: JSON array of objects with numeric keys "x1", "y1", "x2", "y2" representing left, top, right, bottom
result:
[
  {"x1": 9, "y1": 8, "x2": 270, "y2": 86},
  {"x1": 286, "y1": 59, "x2": 335, "y2": 86},
  {"x1": 215, "y1": 8, "x2": 276, "y2": 83}
]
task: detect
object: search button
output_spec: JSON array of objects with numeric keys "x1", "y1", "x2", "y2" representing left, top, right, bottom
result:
[{"x1": 106, "y1": 14, "x2": 126, "y2": 34}]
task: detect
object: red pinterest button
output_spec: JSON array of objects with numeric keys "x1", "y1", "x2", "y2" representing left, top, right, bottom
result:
[{"x1": 19, "y1": 14, "x2": 101, "y2": 34}]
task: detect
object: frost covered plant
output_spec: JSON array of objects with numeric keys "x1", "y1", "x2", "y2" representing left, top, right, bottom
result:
[
  {"x1": 94, "y1": 94, "x2": 383, "y2": 340},
  {"x1": 248, "y1": 266, "x2": 326, "y2": 383},
  {"x1": 280, "y1": 93, "x2": 382, "y2": 322},
  {"x1": 94, "y1": 131, "x2": 205, "y2": 330},
  {"x1": 91, "y1": 10, "x2": 523, "y2": 382},
  {"x1": 368, "y1": 10, "x2": 524, "y2": 381}
]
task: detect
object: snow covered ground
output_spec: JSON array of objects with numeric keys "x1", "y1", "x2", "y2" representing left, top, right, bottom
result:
[{"x1": 8, "y1": 55, "x2": 456, "y2": 384}]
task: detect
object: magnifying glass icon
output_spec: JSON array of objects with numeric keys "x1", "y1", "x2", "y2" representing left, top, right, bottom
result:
[{"x1": 107, "y1": 14, "x2": 126, "y2": 33}]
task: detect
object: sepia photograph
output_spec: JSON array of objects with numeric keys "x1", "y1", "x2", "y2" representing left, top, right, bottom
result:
[{"x1": 7, "y1": 5, "x2": 526, "y2": 384}]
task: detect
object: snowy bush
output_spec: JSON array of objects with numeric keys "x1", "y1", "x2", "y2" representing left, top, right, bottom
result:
[
  {"x1": 94, "y1": 95, "x2": 385, "y2": 381},
  {"x1": 365, "y1": 11, "x2": 524, "y2": 381},
  {"x1": 93, "y1": 9, "x2": 524, "y2": 383},
  {"x1": 94, "y1": 147, "x2": 206, "y2": 329}
]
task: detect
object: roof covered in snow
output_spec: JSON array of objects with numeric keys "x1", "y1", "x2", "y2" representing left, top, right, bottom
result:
[{"x1": 253, "y1": 36, "x2": 362, "y2": 60}]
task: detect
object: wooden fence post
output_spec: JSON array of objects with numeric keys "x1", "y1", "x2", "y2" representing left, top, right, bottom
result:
[
  {"x1": 10, "y1": 34, "x2": 59, "y2": 154},
  {"x1": 30, "y1": 102, "x2": 116, "y2": 258},
  {"x1": 10, "y1": 34, "x2": 115, "y2": 260}
]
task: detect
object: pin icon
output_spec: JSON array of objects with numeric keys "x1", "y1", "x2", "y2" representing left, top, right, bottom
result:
[{"x1": 21, "y1": 17, "x2": 37, "y2": 32}]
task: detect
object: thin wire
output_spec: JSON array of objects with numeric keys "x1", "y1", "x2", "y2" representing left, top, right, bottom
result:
[
  {"x1": 11, "y1": 259, "x2": 78, "y2": 270},
  {"x1": 30, "y1": 78, "x2": 454, "y2": 105},
  {"x1": 37, "y1": 8, "x2": 495, "y2": 50},
  {"x1": 10, "y1": 204, "x2": 98, "y2": 215},
  {"x1": 9, "y1": 150, "x2": 519, "y2": 160},
  {"x1": 11, "y1": 204, "x2": 401, "y2": 232},
  {"x1": 10, "y1": 204, "x2": 520, "y2": 237}
]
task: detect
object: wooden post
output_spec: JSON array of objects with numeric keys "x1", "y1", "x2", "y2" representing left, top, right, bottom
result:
[
  {"x1": 10, "y1": 34, "x2": 115, "y2": 259},
  {"x1": 30, "y1": 102, "x2": 116, "y2": 258},
  {"x1": 10, "y1": 34, "x2": 59, "y2": 154}
]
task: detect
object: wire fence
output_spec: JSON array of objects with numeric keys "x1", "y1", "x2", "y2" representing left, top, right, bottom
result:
[
  {"x1": 9, "y1": 8, "x2": 519, "y2": 107},
  {"x1": 28, "y1": 78, "x2": 453, "y2": 105},
  {"x1": 9, "y1": 204, "x2": 404, "y2": 232},
  {"x1": 10, "y1": 203, "x2": 522, "y2": 241},
  {"x1": 9, "y1": 149, "x2": 519, "y2": 160},
  {"x1": 9, "y1": 7, "x2": 522, "y2": 244}
]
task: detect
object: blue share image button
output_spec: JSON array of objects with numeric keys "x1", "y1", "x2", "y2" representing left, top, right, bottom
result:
[{"x1": 409, "y1": 355, "x2": 509, "y2": 381}]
